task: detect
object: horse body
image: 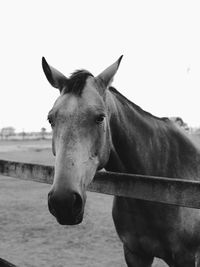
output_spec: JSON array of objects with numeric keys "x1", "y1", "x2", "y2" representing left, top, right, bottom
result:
[
  {"x1": 42, "y1": 56, "x2": 200, "y2": 266},
  {"x1": 105, "y1": 87, "x2": 200, "y2": 266}
]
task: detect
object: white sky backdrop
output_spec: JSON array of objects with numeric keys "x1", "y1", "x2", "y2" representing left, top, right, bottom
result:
[{"x1": 1, "y1": 0, "x2": 200, "y2": 132}]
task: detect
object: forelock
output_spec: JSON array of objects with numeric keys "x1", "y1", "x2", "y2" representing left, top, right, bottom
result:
[{"x1": 63, "y1": 69, "x2": 93, "y2": 95}]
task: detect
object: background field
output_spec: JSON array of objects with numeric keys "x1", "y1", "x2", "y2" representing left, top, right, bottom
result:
[{"x1": 3, "y1": 139, "x2": 196, "y2": 266}]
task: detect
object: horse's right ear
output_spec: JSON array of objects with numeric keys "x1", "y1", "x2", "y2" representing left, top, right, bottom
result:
[{"x1": 42, "y1": 57, "x2": 68, "y2": 92}]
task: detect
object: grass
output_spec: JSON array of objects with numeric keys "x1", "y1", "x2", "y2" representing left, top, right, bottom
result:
[
  {"x1": 0, "y1": 139, "x2": 169, "y2": 267},
  {"x1": 0, "y1": 139, "x2": 54, "y2": 165}
]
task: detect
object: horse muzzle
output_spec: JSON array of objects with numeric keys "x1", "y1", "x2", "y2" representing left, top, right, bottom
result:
[{"x1": 48, "y1": 189, "x2": 85, "y2": 225}]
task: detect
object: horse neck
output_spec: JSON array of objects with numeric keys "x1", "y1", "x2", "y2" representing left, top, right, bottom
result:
[{"x1": 105, "y1": 88, "x2": 200, "y2": 179}]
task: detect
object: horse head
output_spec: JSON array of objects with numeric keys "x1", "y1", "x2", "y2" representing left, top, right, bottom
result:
[{"x1": 42, "y1": 56, "x2": 122, "y2": 225}]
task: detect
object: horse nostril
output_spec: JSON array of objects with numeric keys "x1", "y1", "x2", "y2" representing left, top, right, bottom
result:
[
  {"x1": 48, "y1": 190, "x2": 84, "y2": 224},
  {"x1": 73, "y1": 193, "x2": 83, "y2": 216}
]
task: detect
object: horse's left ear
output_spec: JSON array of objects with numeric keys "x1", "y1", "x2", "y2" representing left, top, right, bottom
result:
[{"x1": 96, "y1": 55, "x2": 123, "y2": 90}]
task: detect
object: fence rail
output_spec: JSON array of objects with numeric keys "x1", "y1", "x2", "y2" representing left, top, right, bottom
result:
[
  {"x1": 1, "y1": 159, "x2": 200, "y2": 209},
  {"x1": 1, "y1": 159, "x2": 200, "y2": 266}
]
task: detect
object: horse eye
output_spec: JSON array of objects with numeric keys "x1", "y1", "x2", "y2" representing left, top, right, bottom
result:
[
  {"x1": 47, "y1": 116, "x2": 54, "y2": 127},
  {"x1": 95, "y1": 114, "x2": 105, "y2": 124}
]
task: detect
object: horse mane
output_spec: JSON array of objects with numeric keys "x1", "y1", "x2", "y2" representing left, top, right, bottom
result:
[
  {"x1": 108, "y1": 86, "x2": 200, "y2": 152},
  {"x1": 62, "y1": 71, "x2": 169, "y2": 124},
  {"x1": 63, "y1": 69, "x2": 93, "y2": 95},
  {"x1": 109, "y1": 86, "x2": 169, "y2": 123}
]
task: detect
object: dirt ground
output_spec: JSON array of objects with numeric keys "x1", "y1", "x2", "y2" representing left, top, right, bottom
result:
[{"x1": 0, "y1": 140, "x2": 169, "y2": 267}]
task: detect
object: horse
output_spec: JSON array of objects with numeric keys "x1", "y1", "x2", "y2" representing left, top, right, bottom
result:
[{"x1": 42, "y1": 56, "x2": 200, "y2": 267}]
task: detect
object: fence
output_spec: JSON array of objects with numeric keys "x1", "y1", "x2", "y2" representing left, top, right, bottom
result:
[{"x1": 1, "y1": 159, "x2": 200, "y2": 266}]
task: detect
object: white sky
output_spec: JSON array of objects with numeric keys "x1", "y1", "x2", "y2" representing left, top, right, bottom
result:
[{"x1": 1, "y1": 1, "x2": 200, "y2": 132}]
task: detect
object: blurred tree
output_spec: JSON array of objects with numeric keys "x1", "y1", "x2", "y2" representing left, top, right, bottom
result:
[
  {"x1": 170, "y1": 117, "x2": 189, "y2": 131},
  {"x1": 1, "y1": 127, "x2": 15, "y2": 139},
  {"x1": 41, "y1": 127, "x2": 47, "y2": 139},
  {"x1": 19, "y1": 129, "x2": 26, "y2": 140}
]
